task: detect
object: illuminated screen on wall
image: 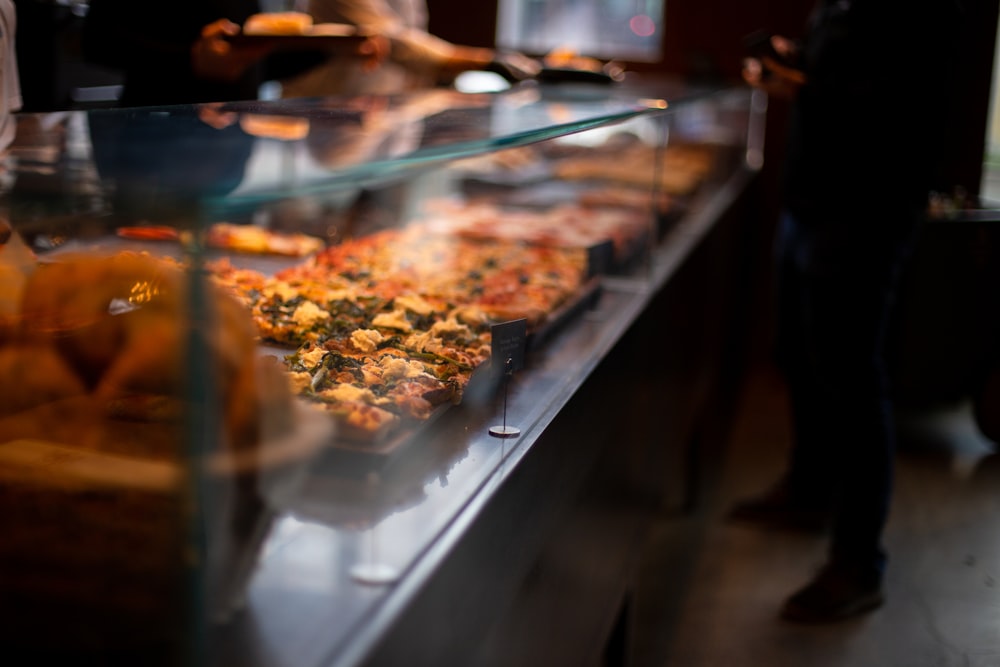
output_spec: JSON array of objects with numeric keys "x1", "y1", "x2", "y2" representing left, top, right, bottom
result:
[
  {"x1": 496, "y1": 0, "x2": 664, "y2": 62},
  {"x1": 983, "y1": 23, "x2": 1000, "y2": 203}
]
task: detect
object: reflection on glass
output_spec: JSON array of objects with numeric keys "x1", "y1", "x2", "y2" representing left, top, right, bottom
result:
[{"x1": 496, "y1": 0, "x2": 664, "y2": 61}]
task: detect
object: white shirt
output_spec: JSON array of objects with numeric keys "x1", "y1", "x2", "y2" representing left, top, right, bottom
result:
[
  {"x1": 281, "y1": 0, "x2": 455, "y2": 97},
  {"x1": 0, "y1": 0, "x2": 21, "y2": 151}
]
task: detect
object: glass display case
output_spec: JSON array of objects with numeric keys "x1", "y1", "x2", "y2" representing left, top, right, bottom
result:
[{"x1": 0, "y1": 79, "x2": 762, "y2": 666}]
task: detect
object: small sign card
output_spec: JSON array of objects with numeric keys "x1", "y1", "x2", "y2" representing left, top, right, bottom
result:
[
  {"x1": 586, "y1": 239, "x2": 615, "y2": 278},
  {"x1": 489, "y1": 318, "x2": 527, "y2": 439},
  {"x1": 490, "y1": 318, "x2": 527, "y2": 380}
]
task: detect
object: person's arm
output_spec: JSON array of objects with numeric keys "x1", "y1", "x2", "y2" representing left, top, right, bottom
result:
[
  {"x1": 742, "y1": 34, "x2": 806, "y2": 100},
  {"x1": 194, "y1": 19, "x2": 275, "y2": 83},
  {"x1": 308, "y1": 0, "x2": 538, "y2": 83}
]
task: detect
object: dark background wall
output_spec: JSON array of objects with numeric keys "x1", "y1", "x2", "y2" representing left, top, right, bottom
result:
[{"x1": 427, "y1": 0, "x2": 998, "y2": 199}]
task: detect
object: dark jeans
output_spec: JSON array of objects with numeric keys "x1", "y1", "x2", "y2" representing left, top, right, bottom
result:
[{"x1": 774, "y1": 210, "x2": 916, "y2": 572}]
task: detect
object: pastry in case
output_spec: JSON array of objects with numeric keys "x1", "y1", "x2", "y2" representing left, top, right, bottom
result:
[{"x1": 0, "y1": 248, "x2": 327, "y2": 661}]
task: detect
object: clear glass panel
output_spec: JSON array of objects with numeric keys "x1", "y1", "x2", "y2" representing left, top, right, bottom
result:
[{"x1": 0, "y1": 83, "x2": 758, "y2": 665}]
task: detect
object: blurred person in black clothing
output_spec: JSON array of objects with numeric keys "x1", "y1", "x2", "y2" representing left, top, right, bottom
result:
[
  {"x1": 82, "y1": 0, "x2": 377, "y2": 107},
  {"x1": 84, "y1": 0, "x2": 274, "y2": 106},
  {"x1": 733, "y1": 0, "x2": 963, "y2": 623}
]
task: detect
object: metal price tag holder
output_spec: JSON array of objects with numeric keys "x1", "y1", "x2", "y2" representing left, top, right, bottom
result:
[{"x1": 489, "y1": 319, "x2": 527, "y2": 439}]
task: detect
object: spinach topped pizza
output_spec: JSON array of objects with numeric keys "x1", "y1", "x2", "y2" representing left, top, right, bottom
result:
[{"x1": 210, "y1": 223, "x2": 588, "y2": 440}]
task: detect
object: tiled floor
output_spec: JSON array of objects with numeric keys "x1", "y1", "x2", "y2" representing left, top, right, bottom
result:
[{"x1": 633, "y1": 362, "x2": 1000, "y2": 667}]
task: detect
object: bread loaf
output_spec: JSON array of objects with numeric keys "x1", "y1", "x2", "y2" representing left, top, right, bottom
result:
[
  {"x1": 0, "y1": 251, "x2": 296, "y2": 660},
  {"x1": 243, "y1": 11, "x2": 313, "y2": 36}
]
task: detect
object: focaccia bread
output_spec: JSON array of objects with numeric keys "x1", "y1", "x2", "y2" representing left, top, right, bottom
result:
[
  {"x1": 243, "y1": 11, "x2": 313, "y2": 35},
  {"x1": 0, "y1": 251, "x2": 298, "y2": 659},
  {"x1": 13, "y1": 250, "x2": 276, "y2": 448},
  {"x1": 239, "y1": 113, "x2": 311, "y2": 141}
]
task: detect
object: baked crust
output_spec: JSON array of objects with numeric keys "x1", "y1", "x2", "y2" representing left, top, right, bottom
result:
[{"x1": 242, "y1": 11, "x2": 313, "y2": 36}]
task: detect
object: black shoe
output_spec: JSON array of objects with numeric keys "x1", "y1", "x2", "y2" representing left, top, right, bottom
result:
[
  {"x1": 781, "y1": 562, "x2": 884, "y2": 623},
  {"x1": 728, "y1": 480, "x2": 831, "y2": 533}
]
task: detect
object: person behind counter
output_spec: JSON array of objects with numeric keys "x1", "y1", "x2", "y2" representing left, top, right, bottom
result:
[
  {"x1": 81, "y1": 0, "x2": 378, "y2": 107},
  {"x1": 280, "y1": 0, "x2": 540, "y2": 97}
]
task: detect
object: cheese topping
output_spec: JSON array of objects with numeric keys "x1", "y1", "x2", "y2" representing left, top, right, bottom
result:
[
  {"x1": 292, "y1": 300, "x2": 329, "y2": 327},
  {"x1": 264, "y1": 280, "x2": 300, "y2": 302},
  {"x1": 320, "y1": 383, "x2": 387, "y2": 405},
  {"x1": 394, "y1": 294, "x2": 436, "y2": 316},
  {"x1": 298, "y1": 345, "x2": 327, "y2": 368},
  {"x1": 308, "y1": 287, "x2": 355, "y2": 303},
  {"x1": 453, "y1": 305, "x2": 488, "y2": 326},
  {"x1": 404, "y1": 330, "x2": 434, "y2": 353},
  {"x1": 372, "y1": 308, "x2": 413, "y2": 332},
  {"x1": 379, "y1": 356, "x2": 428, "y2": 382},
  {"x1": 430, "y1": 318, "x2": 471, "y2": 337},
  {"x1": 350, "y1": 328, "x2": 385, "y2": 353},
  {"x1": 288, "y1": 371, "x2": 313, "y2": 393}
]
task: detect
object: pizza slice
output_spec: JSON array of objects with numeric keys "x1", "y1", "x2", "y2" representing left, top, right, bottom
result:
[{"x1": 286, "y1": 341, "x2": 460, "y2": 429}]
